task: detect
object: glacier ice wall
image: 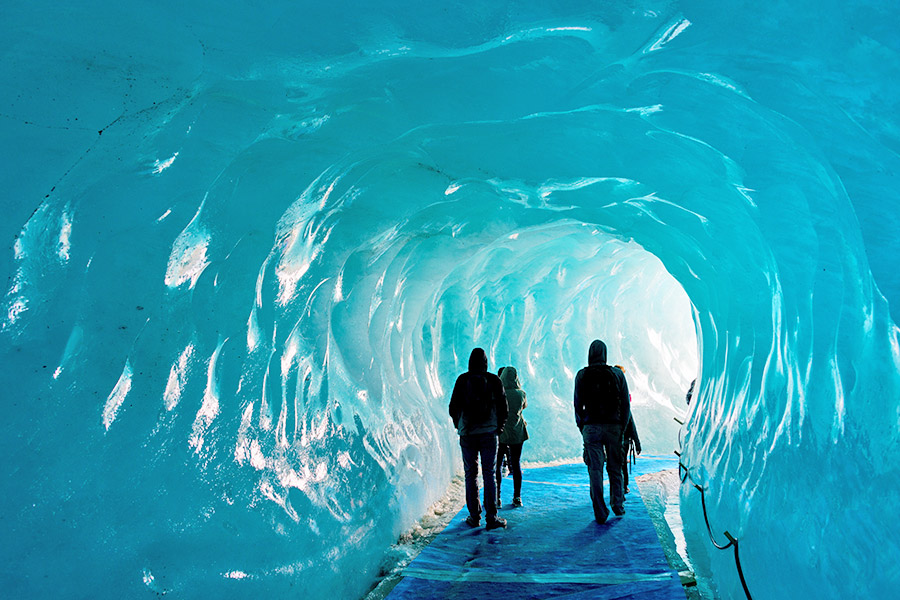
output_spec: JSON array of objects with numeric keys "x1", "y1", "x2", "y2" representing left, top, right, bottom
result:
[{"x1": 2, "y1": 0, "x2": 899, "y2": 598}]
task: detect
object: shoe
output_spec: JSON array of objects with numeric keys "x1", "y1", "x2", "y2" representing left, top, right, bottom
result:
[
  {"x1": 613, "y1": 506, "x2": 626, "y2": 516},
  {"x1": 512, "y1": 497, "x2": 523, "y2": 507},
  {"x1": 485, "y1": 517, "x2": 507, "y2": 530},
  {"x1": 465, "y1": 515, "x2": 480, "y2": 527}
]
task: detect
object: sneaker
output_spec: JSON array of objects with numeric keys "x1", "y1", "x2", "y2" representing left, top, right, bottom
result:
[
  {"x1": 485, "y1": 517, "x2": 507, "y2": 530},
  {"x1": 512, "y1": 497, "x2": 523, "y2": 507},
  {"x1": 613, "y1": 506, "x2": 626, "y2": 516},
  {"x1": 465, "y1": 515, "x2": 480, "y2": 527}
]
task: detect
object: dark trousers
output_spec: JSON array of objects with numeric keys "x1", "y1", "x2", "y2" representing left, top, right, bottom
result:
[
  {"x1": 496, "y1": 442, "x2": 523, "y2": 502},
  {"x1": 460, "y1": 432, "x2": 499, "y2": 521},
  {"x1": 582, "y1": 424, "x2": 625, "y2": 522}
]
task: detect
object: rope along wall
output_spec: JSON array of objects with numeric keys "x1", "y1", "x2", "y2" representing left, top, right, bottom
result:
[{"x1": 674, "y1": 417, "x2": 753, "y2": 600}]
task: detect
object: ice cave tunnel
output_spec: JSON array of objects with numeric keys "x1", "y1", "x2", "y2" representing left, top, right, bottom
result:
[{"x1": 1, "y1": 1, "x2": 899, "y2": 599}]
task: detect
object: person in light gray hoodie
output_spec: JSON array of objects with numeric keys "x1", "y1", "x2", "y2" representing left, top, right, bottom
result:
[{"x1": 496, "y1": 366, "x2": 529, "y2": 507}]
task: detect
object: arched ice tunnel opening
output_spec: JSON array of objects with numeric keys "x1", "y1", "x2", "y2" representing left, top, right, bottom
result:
[{"x1": 2, "y1": 1, "x2": 899, "y2": 599}]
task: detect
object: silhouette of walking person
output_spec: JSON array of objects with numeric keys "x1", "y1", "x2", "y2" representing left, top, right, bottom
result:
[
  {"x1": 449, "y1": 348, "x2": 508, "y2": 530},
  {"x1": 496, "y1": 366, "x2": 528, "y2": 508},
  {"x1": 613, "y1": 365, "x2": 642, "y2": 495},
  {"x1": 574, "y1": 340, "x2": 630, "y2": 523}
]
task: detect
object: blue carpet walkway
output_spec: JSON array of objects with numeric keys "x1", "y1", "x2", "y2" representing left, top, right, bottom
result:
[{"x1": 387, "y1": 456, "x2": 685, "y2": 599}]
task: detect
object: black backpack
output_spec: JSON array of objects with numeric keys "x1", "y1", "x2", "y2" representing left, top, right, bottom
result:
[
  {"x1": 580, "y1": 365, "x2": 621, "y2": 421},
  {"x1": 464, "y1": 373, "x2": 492, "y2": 422}
]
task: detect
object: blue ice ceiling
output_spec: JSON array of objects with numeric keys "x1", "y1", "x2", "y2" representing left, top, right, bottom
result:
[{"x1": 2, "y1": 0, "x2": 899, "y2": 598}]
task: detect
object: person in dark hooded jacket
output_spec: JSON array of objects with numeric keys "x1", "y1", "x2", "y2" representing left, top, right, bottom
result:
[
  {"x1": 496, "y1": 366, "x2": 528, "y2": 508},
  {"x1": 622, "y1": 412, "x2": 642, "y2": 494},
  {"x1": 573, "y1": 339, "x2": 630, "y2": 523},
  {"x1": 449, "y1": 348, "x2": 508, "y2": 530}
]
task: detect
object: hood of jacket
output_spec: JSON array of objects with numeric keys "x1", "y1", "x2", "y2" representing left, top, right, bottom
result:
[
  {"x1": 468, "y1": 347, "x2": 488, "y2": 373},
  {"x1": 499, "y1": 365, "x2": 521, "y2": 389},
  {"x1": 588, "y1": 339, "x2": 608, "y2": 366}
]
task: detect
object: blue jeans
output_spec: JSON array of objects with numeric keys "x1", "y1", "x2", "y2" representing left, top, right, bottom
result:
[
  {"x1": 460, "y1": 432, "x2": 499, "y2": 521},
  {"x1": 582, "y1": 424, "x2": 625, "y2": 522}
]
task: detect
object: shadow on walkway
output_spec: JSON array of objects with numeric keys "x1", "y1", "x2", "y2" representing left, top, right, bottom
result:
[{"x1": 387, "y1": 460, "x2": 686, "y2": 599}]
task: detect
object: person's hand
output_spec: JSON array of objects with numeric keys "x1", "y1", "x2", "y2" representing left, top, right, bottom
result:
[{"x1": 636, "y1": 444, "x2": 642, "y2": 455}]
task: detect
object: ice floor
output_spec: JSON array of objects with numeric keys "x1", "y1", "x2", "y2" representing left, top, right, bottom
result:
[{"x1": 387, "y1": 459, "x2": 684, "y2": 599}]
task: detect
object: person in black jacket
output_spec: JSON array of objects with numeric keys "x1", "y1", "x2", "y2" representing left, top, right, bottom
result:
[
  {"x1": 574, "y1": 339, "x2": 630, "y2": 523},
  {"x1": 449, "y1": 348, "x2": 508, "y2": 530},
  {"x1": 613, "y1": 365, "x2": 642, "y2": 495},
  {"x1": 622, "y1": 412, "x2": 642, "y2": 494}
]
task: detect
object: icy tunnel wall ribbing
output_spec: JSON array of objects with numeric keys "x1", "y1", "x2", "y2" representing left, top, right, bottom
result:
[{"x1": 2, "y1": 1, "x2": 900, "y2": 599}]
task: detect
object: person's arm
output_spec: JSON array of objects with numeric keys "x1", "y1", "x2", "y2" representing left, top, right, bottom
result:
[
  {"x1": 449, "y1": 375, "x2": 464, "y2": 429},
  {"x1": 574, "y1": 371, "x2": 585, "y2": 430},
  {"x1": 624, "y1": 414, "x2": 634, "y2": 439},
  {"x1": 618, "y1": 373, "x2": 630, "y2": 429},
  {"x1": 495, "y1": 379, "x2": 508, "y2": 435},
  {"x1": 626, "y1": 414, "x2": 642, "y2": 453},
  {"x1": 522, "y1": 390, "x2": 527, "y2": 410}
]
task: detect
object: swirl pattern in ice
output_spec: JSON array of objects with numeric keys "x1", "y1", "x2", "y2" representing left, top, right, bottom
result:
[{"x1": 2, "y1": 1, "x2": 899, "y2": 598}]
